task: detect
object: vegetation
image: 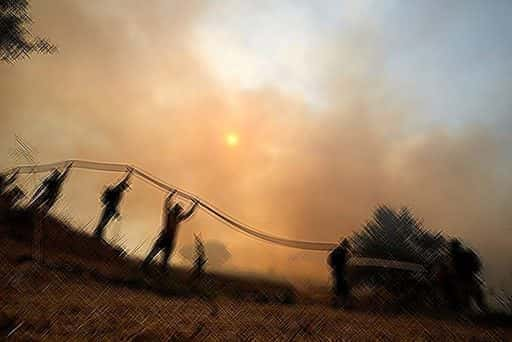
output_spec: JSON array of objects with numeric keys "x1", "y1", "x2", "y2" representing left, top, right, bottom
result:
[
  {"x1": 352, "y1": 205, "x2": 446, "y2": 266},
  {"x1": 350, "y1": 205, "x2": 447, "y2": 296},
  {"x1": 0, "y1": 0, "x2": 55, "y2": 63},
  {"x1": 180, "y1": 239, "x2": 231, "y2": 268},
  {"x1": 192, "y1": 234, "x2": 207, "y2": 279}
]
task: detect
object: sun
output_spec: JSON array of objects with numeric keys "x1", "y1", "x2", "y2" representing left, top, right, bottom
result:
[{"x1": 225, "y1": 133, "x2": 239, "y2": 147}]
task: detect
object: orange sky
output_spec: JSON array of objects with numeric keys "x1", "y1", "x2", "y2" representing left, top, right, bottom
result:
[{"x1": 1, "y1": 1, "x2": 511, "y2": 288}]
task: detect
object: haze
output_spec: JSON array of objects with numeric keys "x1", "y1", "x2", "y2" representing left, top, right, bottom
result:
[{"x1": 0, "y1": 1, "x2": 511, "y2": 290}]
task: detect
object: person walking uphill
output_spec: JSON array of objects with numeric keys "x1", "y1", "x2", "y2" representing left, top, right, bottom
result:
[
  {"x1": 142, "y1": 191, "x2": 199, "y2": 272},
  {"x1": 94, "y1": 171, "x2": 132, "y2": 240},
  {"x1": 29, "y1": 163, "x2": 72, "y2": 214},
  {"x1": 328, "y1": 238, "x2": 352, "y2": 308}
]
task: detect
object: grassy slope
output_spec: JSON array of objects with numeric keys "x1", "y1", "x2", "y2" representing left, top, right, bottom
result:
[
  {"x1": 0, "y1": 203, "x2": 296, "y2": 303},
  {"x1": 1, "y1": 202, "x2": 511, "y2": 340}
]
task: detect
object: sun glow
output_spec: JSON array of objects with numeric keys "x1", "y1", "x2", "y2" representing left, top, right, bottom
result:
[{"x1": 226, "y1": 133, "x2": 239, "y2": 147}]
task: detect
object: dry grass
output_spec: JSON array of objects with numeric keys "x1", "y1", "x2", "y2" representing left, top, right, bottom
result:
[
  {"x1": 3, "y1": 265, "x2": 510, "y2": 340},
  {"x1": 1, "y1": 205, "x2": 511, "y2": 340}
]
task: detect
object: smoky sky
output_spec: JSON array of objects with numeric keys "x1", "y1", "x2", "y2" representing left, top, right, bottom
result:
[{"x1": 0, "y1": 1, "x2": 511, "y2": 287}]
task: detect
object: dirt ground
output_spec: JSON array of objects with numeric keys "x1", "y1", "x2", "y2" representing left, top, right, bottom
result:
[
  {"x1": 1, "y1": 207, "x2": 511, "y2": 341},
  {"x1": 1, "y1": 261, "x2": 510, "y2": 341}
]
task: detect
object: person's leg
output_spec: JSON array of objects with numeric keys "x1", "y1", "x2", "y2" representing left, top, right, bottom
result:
[
  {"x1": 142, "y1": 240, "x2": 162, "y2": 269},
  {"x1": 29, "y1": 193, "x2": 45, "y2": 211},
  {"x1": 341, "y1": 277, "x2": 351, "y2": 308},
  {"x1": 94, "y1": 208, "x2": 114, "y2": 238},
  {"x1": 45, "y1": 194, "x2": 58, "y2": 212},
  {"x1": 459, "y1": 281, "x2": 472, "y2": 312},
  {"x1": 336, "y1": 275, "x2": 348, "y2": 307},
  {"x1": 40, "y1": 197, "x2": 56, "y2": 216},
  {"x1": 446, "y1": 276, "x2": 460, "y2": 311},
  {"x1": 472, "y1": 280, "x2": 488, "y2": 313},
  {"x1": 161, "y1": 244, "x2": 172, "y2": 272},
  {"x1": 331, "y1": 272, "x2": 342, "y2": 307}
]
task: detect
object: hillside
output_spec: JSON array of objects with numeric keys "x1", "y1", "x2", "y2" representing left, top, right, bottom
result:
[
  {"x1": 1, "y1": 202, "x2": 511, "y2": 340},
  {"x1": 0, "y1": 201, "x2": 296, "y2": 302}
]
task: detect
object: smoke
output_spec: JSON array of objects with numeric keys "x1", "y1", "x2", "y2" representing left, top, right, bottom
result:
[
  {"x1": 0, "y1": 1, "x2": 510, "y2": 289},
  {"x1": 179, "y1": 240, "x2": 231, "y2": 268}
]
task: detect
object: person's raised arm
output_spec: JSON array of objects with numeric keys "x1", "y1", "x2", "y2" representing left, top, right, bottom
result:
[
  {"x1": 164, "y1": 190, "x2": 177, "y2": 210},
  {"x1": 31, "y1": 181, "x2": 46, "y2": 202},
  {"x1": 122, "y1": 168, "x2": 133, "y2": 183},
  {"x1": 114, "y1": 169, "x2": 133, "y2": 192},
  {"x1": 179, "y1": 200, "x2": 199, "y2": 222},
  {"x1": 60, "y1": 162, "x2": 73, "y2": 180}
]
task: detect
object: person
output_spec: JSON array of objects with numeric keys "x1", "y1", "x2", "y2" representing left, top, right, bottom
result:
[
  {"x1": 0, "y1": 170, "x2": 21, "y2": 215},
  {"x1": 93, "y1": 171, "x2": 132, "y2": 240},
  {"x1": 0, "y1": 170, "x2": 18, "y2": 194},
  {"x1": 2, "y1": 185, "x2": 24, "y2": 207},
  {"x1": 448, "y1": 239, "x2": 488, "y2": 313},
  {"x1": 0, "y1": 175, "x2": 24, "y2": 220},
  {"x1": 142, "y1": 191, "x2": 199, "y2": 272},
  {"x1": 328, "y1": 238, "x2": 352, "y2": 308},
  {"x1": 445, "y1": 239, "x2": 487, "y2": 312},
  {"x1": 29, "y1": 164, "x2": 72, "y2": 214}
]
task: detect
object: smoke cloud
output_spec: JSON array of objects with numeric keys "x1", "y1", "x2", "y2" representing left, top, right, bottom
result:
[{"x1": 0, "y1": 1, "x2": 510, "y2": 290}]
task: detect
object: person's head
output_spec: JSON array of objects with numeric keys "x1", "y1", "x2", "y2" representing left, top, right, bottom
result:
[
  {"x1": 340, "y1": 238, "x2": 351, "y2": 250},
  {"x1": 171, "y1": 203, "x2": 184, "y2": 215},
  {"x1": 449, "y1": 239, "x2": 462, "y2": 253}
]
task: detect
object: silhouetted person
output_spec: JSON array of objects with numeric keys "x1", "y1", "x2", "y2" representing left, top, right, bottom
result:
[
  {"x1": 0, "y1": 170, "x2": 18, "y2": 194},
  {"x1": 29, "y1": 164, "x2": 72, "y2": 214},
  {"x1": 142, "y1": 191, "x2": 199, "y2": 272},
  {"x1": 0, "y1": 182, "x2": 24, "y2": 221},
  {"x1": 93, "y1": 171, "x2": 132, "y2": 240},
  {"x1": 2, "y1": 186, "x2": 24, "y2": 207},
  {"x1": 0, "y1": 170, "x2": 20, "y2": 216},
  {"x1": 447, "y1": 239, "x2": 487, "y2": 313},
  {"x1": 328, "y1": 238, "x2": 352, "y2": 308}
]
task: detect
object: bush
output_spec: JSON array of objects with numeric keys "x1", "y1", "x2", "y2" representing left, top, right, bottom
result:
[
  {"x1": 352, "y1": 205, "x2": 446, "y2": 265},
  {"x1": 350, "y1": 205, "x2": 447, "y2": 294}
]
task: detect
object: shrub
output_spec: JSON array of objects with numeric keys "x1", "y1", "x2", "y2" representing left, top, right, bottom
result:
[
  {"x1": 350, "y1": 205, "x2": 447, "y2": 295},
  {"x1": 352, "y1": 205, "x2": 446, "y2": 265}
]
